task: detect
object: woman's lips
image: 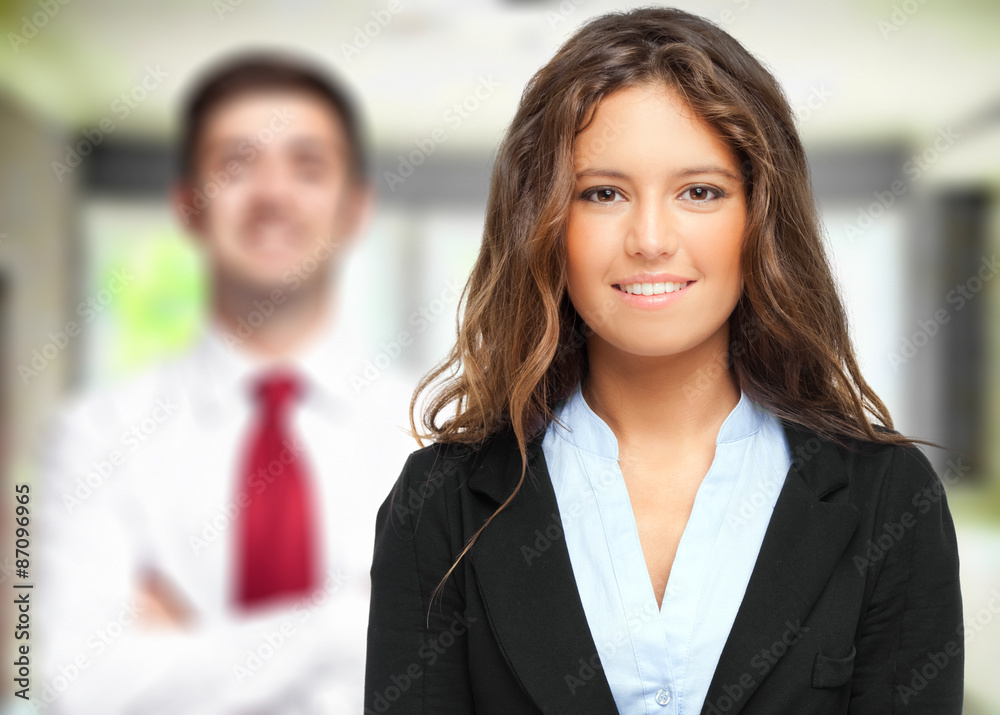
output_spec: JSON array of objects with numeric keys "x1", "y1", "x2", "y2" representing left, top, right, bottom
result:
[{"x1": 612, "y1": 280, "x2": 695, "y2": 309}]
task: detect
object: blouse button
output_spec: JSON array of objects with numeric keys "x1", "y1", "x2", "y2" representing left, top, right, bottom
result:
[{"x1": 655, "y1": 688, "x2": 671, "y2": 705}]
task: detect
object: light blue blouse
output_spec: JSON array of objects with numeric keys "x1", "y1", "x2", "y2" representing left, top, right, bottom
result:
[{"x1": 542, "y1": 381, "x2": 792, "y2": 714}]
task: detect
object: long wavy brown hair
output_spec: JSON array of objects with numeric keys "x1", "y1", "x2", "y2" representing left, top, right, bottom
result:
[{"x1": 407, "y1": 7, "x2": 936, "y2": 606}]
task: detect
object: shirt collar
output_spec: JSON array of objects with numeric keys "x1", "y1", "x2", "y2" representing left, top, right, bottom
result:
[
  {"x1": 188, "y1": 305, "x2": 365, "y2": 418},
  {"x1": 551, "y1": 379, "x2": 766, "y2": 460}
]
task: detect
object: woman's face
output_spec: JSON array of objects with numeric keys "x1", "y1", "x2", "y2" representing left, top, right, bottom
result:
[{"x1": 565, "y1": 82, "x2": 747, "y2": 361}]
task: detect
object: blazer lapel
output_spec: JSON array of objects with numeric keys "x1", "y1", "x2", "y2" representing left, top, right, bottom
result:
[
  {"x1": 700, "y1": 420, "x2": 860, "y2": 714},
  {"x1": 469, "y1": 427, "x2": 621, "y2": 714},
  {"x1": 467, "y1": 418, "x2": 860, "y2": 715}
]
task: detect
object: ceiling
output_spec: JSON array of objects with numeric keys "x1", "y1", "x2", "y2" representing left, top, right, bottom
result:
[{"x1": 1, "y1": 0, "x2": 999, "y2": 178}]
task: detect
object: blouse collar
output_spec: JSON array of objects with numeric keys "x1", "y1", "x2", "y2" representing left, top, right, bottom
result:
[{"x1": 550, "y1": 379, "x2": 766, "y2": 460}]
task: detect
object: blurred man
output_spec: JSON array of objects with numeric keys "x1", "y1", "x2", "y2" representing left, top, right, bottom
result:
[{"x1": 35, "y1": 52, "x2": 414, "y2": 714}]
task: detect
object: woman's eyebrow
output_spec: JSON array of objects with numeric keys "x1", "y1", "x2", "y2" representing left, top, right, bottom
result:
[
  {"x1": 575, "y1": 165, "x2": 742, "y2": 182},
  {"x1": 575, "y1": 168, "x2": 630, "y2": 180},
  {"x1": 674, "y1": 165, "x2": 742, "y2": 182}
]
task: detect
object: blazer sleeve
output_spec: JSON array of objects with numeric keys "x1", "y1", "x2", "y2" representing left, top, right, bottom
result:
[
  {"x1": 365, "y1": 449, "x2": 477, "y2": 713},
  {"x1": 850, "y1": 444, "x2": 964, "y2": 714}
]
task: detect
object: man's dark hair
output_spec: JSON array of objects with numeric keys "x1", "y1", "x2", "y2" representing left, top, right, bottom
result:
[{"x1": 178, "y1": 50, "x2": 367, "y2": 183}]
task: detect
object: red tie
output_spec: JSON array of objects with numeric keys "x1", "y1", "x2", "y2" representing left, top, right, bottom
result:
[{"x1": 234, "y1": 368, "x2": 320, "y2": 609}]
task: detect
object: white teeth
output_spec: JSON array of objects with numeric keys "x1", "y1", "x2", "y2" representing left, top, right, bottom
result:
[{"x1": 621, "y1": 281, "x2": 688, "y2": 295}]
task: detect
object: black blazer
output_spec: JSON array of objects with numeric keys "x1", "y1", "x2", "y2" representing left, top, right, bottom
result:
[{"x1": 365, "y1": 418, "x2": 964, "y2": 714}]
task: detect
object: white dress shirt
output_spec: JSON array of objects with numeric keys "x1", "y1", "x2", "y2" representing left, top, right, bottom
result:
[
  {"x1": 543, "y1": 381, "x2": 792, "y2": 714},
  {"x1": 35, "y1": 307, "x2": 418, "y2": 714}
]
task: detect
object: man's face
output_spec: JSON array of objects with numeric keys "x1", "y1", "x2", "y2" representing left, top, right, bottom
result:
[{"x1": 177, "y1": 89, "x2": 366, "y2": 294}]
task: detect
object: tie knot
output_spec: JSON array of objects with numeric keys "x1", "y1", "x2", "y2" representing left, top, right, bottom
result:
[{"x1": 253, "y1": 368, "x2": 303, "y2": 412}]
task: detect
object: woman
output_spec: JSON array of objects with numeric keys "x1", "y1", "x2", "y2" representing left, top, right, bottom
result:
[{"x1": 365, "y1": 8, "x2": 964, "y2": 714}]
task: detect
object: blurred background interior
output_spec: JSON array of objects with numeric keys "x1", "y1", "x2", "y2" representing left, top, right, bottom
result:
[{"x1": 1, "y1": 0, "x2": 999, "y2": 711}]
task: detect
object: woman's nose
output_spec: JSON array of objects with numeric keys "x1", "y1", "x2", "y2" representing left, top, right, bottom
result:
[{"x1": 625, "y1": 200, "x2": 680, "y2": 258}]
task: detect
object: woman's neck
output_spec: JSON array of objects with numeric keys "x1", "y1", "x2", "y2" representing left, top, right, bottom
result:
[{"x1": 581, "y1": 326, "x2": 740, "y2": 455}]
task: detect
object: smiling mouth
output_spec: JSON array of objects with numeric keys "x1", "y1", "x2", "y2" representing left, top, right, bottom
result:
[
  {"x1": 245, "y1": 227, "x2": 300, "y2": 252},
  {"x1": 613, "y1": 281, "x2": 694, "y2": 296}
]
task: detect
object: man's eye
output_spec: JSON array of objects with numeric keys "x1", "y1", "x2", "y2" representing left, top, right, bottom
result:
[
  {"x1": 295, "y1": 157, "x2": 327, "y2": 179},
  {"x1": 683, "y1": 186, "x2": 723, "y2": 202},
  {"x1": 214, "y1": 156, "x2": 243, "y2": 172}
]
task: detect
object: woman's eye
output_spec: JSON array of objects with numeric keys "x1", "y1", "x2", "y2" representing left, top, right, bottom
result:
[
  {"x1": 683, "y1": 186, "x2": 722, "y2": 202},
  {"x1": 582, "y1": 187, "x2": 623, "y2": 203}
]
